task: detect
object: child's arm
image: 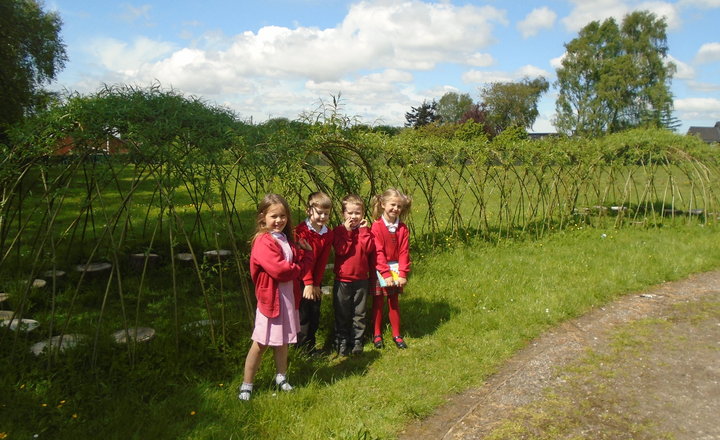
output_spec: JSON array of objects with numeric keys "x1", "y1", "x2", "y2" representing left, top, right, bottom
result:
[{"x1": 253, "y1": 235, "x2": 313, "y2": 283}]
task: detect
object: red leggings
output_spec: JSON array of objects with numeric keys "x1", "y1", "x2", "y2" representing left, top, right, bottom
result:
[{"x1": 371, "y1": 294, "x2": 401, "y2": 337}]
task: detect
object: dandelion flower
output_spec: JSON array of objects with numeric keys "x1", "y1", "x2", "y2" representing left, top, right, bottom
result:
[
  {"x1": 190, "y1": 411, "x2": 197, "y2": 416},
  {"x1": 71, "y1": 414, "x2": 78, "y2": 419}
]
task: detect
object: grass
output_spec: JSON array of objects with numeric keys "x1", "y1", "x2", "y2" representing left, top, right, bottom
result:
[{"x1": 3, "y1": 224, "x2": 720, "y2": 439}]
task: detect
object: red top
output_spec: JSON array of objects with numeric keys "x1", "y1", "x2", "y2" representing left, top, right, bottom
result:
[
  {"x1": 294, "y1": 221, "x2": 334, "y2": 286},
  {"x1": 249, "y1": 233, "x2": 314, "y2": 318},
  {"x1": 332, "y1": 225, "x2": 376, "y2": 282},
  {"x1": 371, "y1": 219, "x2": 411, "y2": 279}
]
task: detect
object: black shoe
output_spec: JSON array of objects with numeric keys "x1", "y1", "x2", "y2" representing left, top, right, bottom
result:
[
  {"x1": 351, "y1": 342, "x2": 363, "y2": 355},
  {"x1": 373, "y1": 335, "x2": 384, "y2": 349},
  {"x1": 393, "y1": 335, "x2": 407, "y2": 349}
]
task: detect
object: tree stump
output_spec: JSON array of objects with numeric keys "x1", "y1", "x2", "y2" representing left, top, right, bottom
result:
[
  {"x1": 112, "y1": 326, "x2": 155, "y2": 344},
  {"x1": 129, "y1": 252, "x2": 161, "y2": 272},
  {"x1": 30, "y1": 334, "x2": 87, "y2": 356},
  {"x1": 75, "y1": 262, "x2": 112, "y2": 278}
]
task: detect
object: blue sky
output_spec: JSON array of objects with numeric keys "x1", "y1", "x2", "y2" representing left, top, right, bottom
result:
[{"x1": 48, "y1": 0, "x2": 720, "y2": 133}]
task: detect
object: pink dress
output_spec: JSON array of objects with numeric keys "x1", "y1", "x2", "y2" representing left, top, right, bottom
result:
[{"x1": 251, "y1": 232, "x2": 300, "y2": 346}]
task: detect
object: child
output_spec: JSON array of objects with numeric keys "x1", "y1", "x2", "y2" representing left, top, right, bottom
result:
[
  {"x1": 295, "y1": 191, "x2": 334, "y2": 354},
  {"x1": 332, "y1": 194, "x2": 375, "y2": 356},
  {"x1": 370, "y1": 188, "x2": 412, "y2": 349},
  {"x1": 239, "y1": 194, "x2": 313, "y2": 401}
]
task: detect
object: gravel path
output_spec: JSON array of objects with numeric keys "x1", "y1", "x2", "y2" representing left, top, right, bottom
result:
[{"x1": 399, "y1": 270, "x2": 720, "y2": 439}]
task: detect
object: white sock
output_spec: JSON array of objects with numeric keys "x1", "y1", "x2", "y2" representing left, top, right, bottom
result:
[
  {"x1": 238, "y1": 382, "x2": 253, "y2": 400},
  {"x1": 275, "y1": 373, "x2": 293, "y2": 391}
]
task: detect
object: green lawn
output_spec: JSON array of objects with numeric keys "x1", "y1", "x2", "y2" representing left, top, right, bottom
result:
[{"x1": 3, "y1": 224, "x2": 720, "y2": 439}]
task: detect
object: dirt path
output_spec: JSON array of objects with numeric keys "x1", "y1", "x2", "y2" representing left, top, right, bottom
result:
[{"x1": 399, "y1": 270, "x2": 720, "y2": 440}]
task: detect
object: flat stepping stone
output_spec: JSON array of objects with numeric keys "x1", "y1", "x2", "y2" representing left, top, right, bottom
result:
[
  {"x1": 0, "y1": 293, "x2": 9, "y2": 302},
  {"x1": 31, "y1": 279, "x2": 47, "y2": 289},
  {"x1": 204, "y1": 249, "x2": 232, "y2": 260},
  {"x1": 0, "y1": 310, "x2": 16, "y2": 319},
  {"x1": 75, "y1": 262, "x2": 112, "y2": 273},
  {"x1": 112, "y1": 327, "x2": 155, "y2": 344},
  {"x1": 321, "y1": 286, "x2": 332, "y2": 295},
  {"x1": 42, "y1": 269, "x2": 66, "y2": 279},
  {"x1": 175, "y1": 253, "x2": 195, "y2": 265},
  {"x1": 688, "y1": 209, "x2": 704, "y2": 215},
  {"x1": 30, "y1": 334, "x2": 87, "y2": 356},
  {"x1": 129, "y1": 253, "x2": 161, "y2": 271},
  {"x1": 1, "y1": 318, "x2": 40, "y2": 332}
]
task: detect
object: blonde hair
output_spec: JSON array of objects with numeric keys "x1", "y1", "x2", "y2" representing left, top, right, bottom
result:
[
  {"x1": 371, "y1": 188, "x2": 412, "y2": 221},
  {"x1": 251, "y1": 193, "x2": 294, "y2": 246},
  {"x1": 306, "y1": 191, "x2": 332, "y2": 211},
  {"x1": 341, "y1": 194, "x2": 365, "y2": 213}
]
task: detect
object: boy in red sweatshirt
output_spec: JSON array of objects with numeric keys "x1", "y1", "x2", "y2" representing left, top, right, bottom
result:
[
  {"x1": 332, "y1": 194, "x2": 375, "y2": 355},
  {"x1": 294, "y1": 192, "x2": 333, "y2": 354}
]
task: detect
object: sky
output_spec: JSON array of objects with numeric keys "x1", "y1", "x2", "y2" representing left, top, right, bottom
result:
[{"x1": 47, "y1": 0, "x2": 720, "y2": 133}]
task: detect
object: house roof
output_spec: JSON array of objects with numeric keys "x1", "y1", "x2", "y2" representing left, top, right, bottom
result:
[{"x1": 687, "y1": 121, "x2": 720, "y2": 143}]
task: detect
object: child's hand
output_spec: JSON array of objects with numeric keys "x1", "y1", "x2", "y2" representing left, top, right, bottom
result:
[
  {"x1": 303, "y1": 285, "x2": 315, "y2": 300},
  {"x1": 396, "y1": 277, "x2": 407, "y2": 287},
  {"x1": 343, "y1": 217, "x2": 354, "y2": 231},
  {"x1": 298, "y1": 238, "x2": 312, "y2": 251},
  {"x1": 384, "y1": 276, "x2": 395, "y2": 287},
  {"x1": 358, "y1": 219, "x2": 368, "y2": 228},
  {"x1": 313, "y1": 286, "x2": 322, "y2": 300}
]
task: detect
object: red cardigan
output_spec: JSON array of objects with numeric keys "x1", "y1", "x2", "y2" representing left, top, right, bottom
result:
[
  {"x1": 294, "y1": 221, "x2": 334, "y2": 287},
  {"x1": 249, "y1": 233, "x2": 314, "y2": 318},
  {"x1": 332, "y1": 225, "x2": 376, "y2": 282},
  {"x1": 371, "y1": 220, "x2": 411, "y2": 279}
]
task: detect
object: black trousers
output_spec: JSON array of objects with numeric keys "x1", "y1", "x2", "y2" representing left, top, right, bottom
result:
[
  {"x1": 333, "y1": 279, "x2": 368, "y2": 344},
  {"x1": 297, "y1": 296, "x2": 322, "y2": 349}
]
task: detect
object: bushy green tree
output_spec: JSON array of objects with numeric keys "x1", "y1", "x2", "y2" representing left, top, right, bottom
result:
[
  {"x1": 0, "y1": 0, "x2": 67, "y2": 139},
  {"x1": 480, "y1": 77, "x2": 549, "y2": 133},
  {"x1": 436, "y1": 92, "x2": 474, "y2": 124},
  {"x1": 554, "y1": 10, "x2": 675, "y2": 137}
]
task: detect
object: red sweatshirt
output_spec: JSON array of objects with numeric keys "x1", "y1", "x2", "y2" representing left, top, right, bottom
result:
[
  {"x1": 332, "y1": 225, "x2": 376, "y2": 282},
  {"x1": 371, "y1": 220, "x2": 411, "y2": 280},
  {"x1": 294, "y1": 221, "x2": 334, "y2": 287},
  {"x1": 249, "y1": 233, "x2": 314, "y2": 318}
]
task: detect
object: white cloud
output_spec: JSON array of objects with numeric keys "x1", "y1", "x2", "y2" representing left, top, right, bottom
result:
[
  {"x1": 467, "y1": 52, "x2": 495, "y2": 67},
  {"x1": 462, "y1": 65, "x2": 552, "y2": 85},
  {"x1": 674, "y1": 98, "x2": 720, "y2": 123},
  {"x1": 666, "y1": 55, "x2": 695, "y2": 79},
  {"x1": 561, "y1": 0, "x2": 680, "y2": 32},
  {"x1": 119, "y1": 3, "x2": 152, "y2": 22},
  {"x1": 550, "y1": 53, "x2": 566, "y2": 70},
  {"x1": 695, "y1": 42, "x2": 720, "y2": 63},
  {"x1": 517, "y1": 7, "x2": 557, "y2": 38},
  {"x1": 88, "y1": 37, "x2": 175, "y2": 75},
  {"x1": 678, "y1": 0, "x2": 720, "y2": 8}
]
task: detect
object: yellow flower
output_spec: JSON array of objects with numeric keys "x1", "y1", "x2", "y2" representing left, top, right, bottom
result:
[
  {"x1": 190, "y1": 411, "x2": 197, "y2": 416},
  {"x1": 0, "y1": 432, "x2": 8, "y2": 439},
  {"x1": 41, "y1": 403, "x2": 48, "y2": 407},
  {"x1": 72, "y1": 414, "x2": 78, "y2": 419}
]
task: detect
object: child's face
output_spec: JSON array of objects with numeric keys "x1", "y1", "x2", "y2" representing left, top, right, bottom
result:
[
  {"x1": 382, "y1": 196, "x2": 403, "y2": 222},
  {"x1": 343, "y1": 202, "x2": 364, "y2": 228},
  {"x1": 264, "y1": 203, "x2": 288, "y2": 233},
  {"x1": 308, "y1": 205, "x2": 331, "y2": 230}
]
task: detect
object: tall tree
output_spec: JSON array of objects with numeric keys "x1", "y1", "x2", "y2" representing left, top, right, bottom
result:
[
  {"x1": 554, "y1": 11, "x2": 674, "y2": 137},
  {"x1": 436, "y1": 92, "x2": 473, "y2": 124},
  {"x1": 404, "y1": 100, "x2": 439, "y2": 128},
  {"x1": 0, "y1": 0, "x2": 67, "y2": 139},
  {"x1": 480, "y1": 77, "x2": 549, "y2": 133}
]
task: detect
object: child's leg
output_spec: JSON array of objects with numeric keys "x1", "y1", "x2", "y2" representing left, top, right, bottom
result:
[
  {"x1": 371, "y1": 294, "x2": 385, "y2": 336},
  {"x1": 272, "y1": 344, "x2": 293, "y2": 391},
  {"x1": 271, "y1": 344, "x2": 289, "y2": 375},
  {"x1": 243, "y1": 341, "x2": 268, "y2": 383},
  {"x1": 333, "y1": 281, "x2": 353, "y2": 353},
  {"x1": 352, "y1": 279, "x2": 369, "y2": 345},
  {"x1": 387, "y1": 294, "x2": 401, "y2": 337}
]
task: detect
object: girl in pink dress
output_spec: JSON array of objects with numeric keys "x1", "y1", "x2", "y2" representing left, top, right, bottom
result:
[{"x1": 239, "y1": 194, "x2": 313, "y2": 401}]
